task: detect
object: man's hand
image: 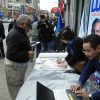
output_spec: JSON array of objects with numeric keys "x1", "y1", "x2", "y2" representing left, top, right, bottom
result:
[
  {"x1": 28, "y1": 51, "x2": 34, "y2": 58},
  {"x1": 71, "y1": 84, "x2": 81, "y2": 93},
  {"x1": 75, "y1": 89, "x2": 90, "y2": 100},
  {"x1": 56, "y1": 59, "x2": 68, "y2": 68}
]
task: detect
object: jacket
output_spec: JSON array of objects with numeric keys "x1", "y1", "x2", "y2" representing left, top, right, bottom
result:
[
  {"x1": 78, "y1": 59, "x2": 100, "y2": 100},
  {"x1": 0, "y1": 21, "x2": 5, "y2": 40},
  {"x1": 8, "y1": 20, "x2": 16, "y2": 32},
  {"x1": 6, "y1": 26, "x2": 32, "y2": 63},
  {"x1": 65, "y1": 37, "x2": 85, "y2": 66}
]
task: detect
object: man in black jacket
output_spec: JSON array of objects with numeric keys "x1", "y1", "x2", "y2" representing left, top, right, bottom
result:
[
  {"x1": 0, "y1": 20, "x2": 5, "y2": 58},
  {"x1": 5, "y1": 14, "x2": 34, "y2": 100},
  {"x1": 8, "y1": 15, "x2": 18, "y2": 32}
]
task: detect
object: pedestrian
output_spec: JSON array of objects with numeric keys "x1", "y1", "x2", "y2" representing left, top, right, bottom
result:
[
  {"x1": 0, "y1": 20, "x2": 5, "y2": 58},
  {"x1": 57, "y1": 27, "x2": 85, "y2": 73},
  {"x1": 71, "y1": 34, "x2": 100, "y2": 100},
  {"x1": 5, "y1": 14, "x2": 34, "y2": 100},
  {"x1": 8, "y1": 14, "x2": 18, "y2": 32},
  {"x1": 32, "y1": 17, "x2": 38, "y2": 41},
  {"x1": 37, "y1": 15, "x2": 55, "y2": 52}
]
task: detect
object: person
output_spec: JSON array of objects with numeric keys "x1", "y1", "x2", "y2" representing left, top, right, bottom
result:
[
  {"x1": 5, "y1": 14, "x2": 34, "y2": 100},
  {"x1": 57, "y1": 27, "x2": 85, "y2": 73},
  {"x1": 90, "y1": 18, "x2": 100, "y2": 90},
  {"x1": 37, "y1": 14, "x2": 55, "y2": 52},
  {"x1": 32, "y1": 16, "x2": 39, "y2": 41},
  {"x1": 71, "y1": 34, "x2": 100, "y2": 100},
  {"x1": 91, "y1": 18, "x2": 100, "y2": 36},
  {"x1": 0, "y1": 20, "x2": 5, "y2": 58},
  {"x1": 8, "y1": 14, "x2": 18, "y2": 32}
]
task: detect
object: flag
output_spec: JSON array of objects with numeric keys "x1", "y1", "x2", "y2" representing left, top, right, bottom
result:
[
  {"x1": 56, "y1": 13, "x2": 64, "y2": 33},
  {"x1": 78, "y1": 9, "x2": 86, "y2": 38},
  {"x1": 59, "y1": 0, "x2": 64, "y2": 12}
]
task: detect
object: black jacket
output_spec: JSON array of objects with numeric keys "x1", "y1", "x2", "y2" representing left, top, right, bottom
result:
[
  {"x1": 8, "y1": 20, "x2": 16, "y2": 32},
  {"x1": 37, "y1": 21, "x2": 54, "y2": 43},
  {"x1": 65, "y1": 37, "x2": 85, "y2": 66},
  {"x1": 0, "y1": 21, "x2": 5, "y2": 39},
  {"x1": 6, "y1": 26, "x2": 32, "y2": 63}
]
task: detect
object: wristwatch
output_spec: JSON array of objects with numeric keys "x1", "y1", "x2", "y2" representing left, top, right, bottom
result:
[{"x1": 89, "y1": 93, "x2": 92, "y2": 100}]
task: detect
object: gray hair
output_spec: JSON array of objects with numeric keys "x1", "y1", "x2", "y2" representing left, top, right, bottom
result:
[{"x1": 16, "y1": 14, "x2": 32, "y2": 25}]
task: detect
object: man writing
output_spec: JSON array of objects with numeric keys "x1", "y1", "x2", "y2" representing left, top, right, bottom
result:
[{"x1": 71, "y1": 34, "x2": 100, "y2": 100}]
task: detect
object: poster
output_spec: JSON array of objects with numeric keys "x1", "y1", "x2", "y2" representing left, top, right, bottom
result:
[{"x1": 87, "y1": 0, "x2": 100, "y2": 35}]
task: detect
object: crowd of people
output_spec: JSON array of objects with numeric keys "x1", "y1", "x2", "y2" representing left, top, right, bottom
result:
[{"x1": 0, "y1": 13, "x2": 100, "y2": 100}]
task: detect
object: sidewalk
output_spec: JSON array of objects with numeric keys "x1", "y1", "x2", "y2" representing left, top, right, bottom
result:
[
  {"x1": 0, "y1": 59, "x2": 11, "y2": 100},
  {"x1": 0, "y1": 40, "x2": 35, "y2": 100},
  {"x1": 0, "y1": 58, "x2": 34, "y2": 100}
]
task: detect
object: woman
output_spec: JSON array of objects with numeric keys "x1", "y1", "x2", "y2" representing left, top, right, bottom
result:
[{"x1": 57, "y1": 27, "x2": 85, "y2": 73}]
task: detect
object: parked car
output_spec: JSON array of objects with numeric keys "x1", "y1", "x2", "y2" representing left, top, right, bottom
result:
[{"x1": 2, "y1": 18, "x2": 12, "y2": 23}]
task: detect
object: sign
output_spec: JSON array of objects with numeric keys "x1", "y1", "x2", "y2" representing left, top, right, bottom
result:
[{"x1": 87, "y1": 0, "x2": 100, "y2": 35}]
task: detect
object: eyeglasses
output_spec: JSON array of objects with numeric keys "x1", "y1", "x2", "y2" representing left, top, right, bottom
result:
[{"x1": 82, "y1": 48, "x2": 95, "y2": 53}]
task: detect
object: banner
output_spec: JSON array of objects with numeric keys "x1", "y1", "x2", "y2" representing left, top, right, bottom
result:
[
  {"x1": 78, "y1": 10, "x2": 86, "y2": 38},
  {"x1": 87, "y1": 0, "x2": 100, "y2": 35}
]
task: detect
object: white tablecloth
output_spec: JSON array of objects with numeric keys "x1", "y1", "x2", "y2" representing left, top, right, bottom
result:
[
  {"x1": 38, "y1": 52, "x2": 68, "y2": 58},
  {"x1": 16, "y1": 70, "x2": 80, "y2": 100},
  {"x1": 16, "y1": 52, "x2": 79, "y2": 100}
]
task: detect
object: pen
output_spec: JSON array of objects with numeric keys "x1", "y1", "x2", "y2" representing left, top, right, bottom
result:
[{"x1": 68, "y1": 94, "x2": 74, "y2": 100}]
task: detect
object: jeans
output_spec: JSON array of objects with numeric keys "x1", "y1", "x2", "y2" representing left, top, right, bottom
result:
[
  {"x1": 41, "y1": 40, "x2": 54, "y2": 52},
  {"x1": 5, "y1": 59, "x2": 28, "y2": 100}
]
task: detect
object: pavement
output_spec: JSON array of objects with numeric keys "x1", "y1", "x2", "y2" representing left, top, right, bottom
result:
[
  {"x1": 0, "y1": 57, "x2": 34, "y2": 100},
  {"x1": 0, "y1": 23, "x2": 35, "y2": 100}
]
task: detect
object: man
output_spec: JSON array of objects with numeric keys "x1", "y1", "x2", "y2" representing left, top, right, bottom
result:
[
  {"x1": 0, "y1": 20, "x2": 5, "y2": 58},
  {"x1": 38, "y1": 15, "x2": 55, "y2": 52},
  {"x1": 91, "y1": 18, "x2": 100, "y2": 36},
  {"x1": 8, "y1": 14, "x2": 18, "y2": 32},
  {"x1": 71, "y1": 34, "x2": 100, "y2": 100},
  {"x1": 5, "y1": 14, "x2": 34, "y2": 100}
]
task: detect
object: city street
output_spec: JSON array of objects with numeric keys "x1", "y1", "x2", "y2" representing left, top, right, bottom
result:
[{"x1": 0, "y1": 23, "x2": 34, "y2": 100}]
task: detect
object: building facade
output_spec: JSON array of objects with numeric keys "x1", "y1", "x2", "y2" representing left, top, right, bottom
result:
[{"x1": 0, "y1": 0, "x2": 40, "y2": 18}]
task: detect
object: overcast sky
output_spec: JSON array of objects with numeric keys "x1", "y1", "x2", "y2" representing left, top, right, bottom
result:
[{"x1": 40, "y1": 0, "x2": 58, "y2": 12}]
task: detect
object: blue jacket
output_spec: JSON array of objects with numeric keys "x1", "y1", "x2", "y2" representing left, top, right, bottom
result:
[{"x1": 78, "y1": 59, "x2": 100, "y2": 100}]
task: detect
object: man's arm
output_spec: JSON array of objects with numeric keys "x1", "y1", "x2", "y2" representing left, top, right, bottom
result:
[{"x1": 79, "y1": 60, "x2": 95, "y2": 86}]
